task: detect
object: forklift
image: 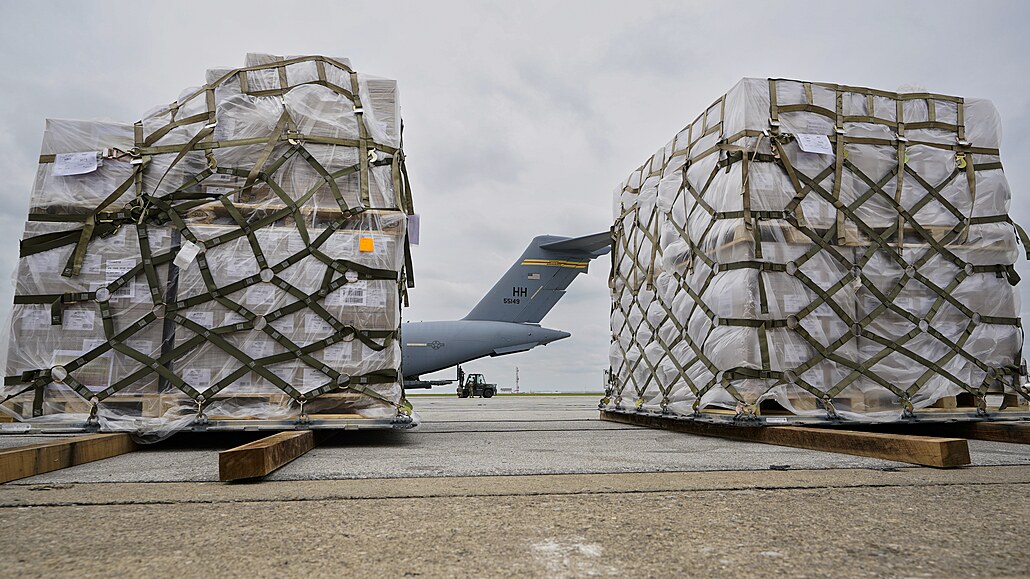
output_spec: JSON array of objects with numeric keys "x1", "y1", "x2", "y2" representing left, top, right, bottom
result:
[{"x1": 456, "y1": 366, "x2": 497, "y2": 398}]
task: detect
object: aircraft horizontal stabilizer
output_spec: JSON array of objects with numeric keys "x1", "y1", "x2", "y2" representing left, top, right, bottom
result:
[{"x1": 538, "y1": 231, "x2": 612, "y2": 257}]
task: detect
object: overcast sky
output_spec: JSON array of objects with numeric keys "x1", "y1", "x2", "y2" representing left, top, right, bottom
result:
[{"x1": 0, "y1": 1, "x2": 1028, "y2": 394}]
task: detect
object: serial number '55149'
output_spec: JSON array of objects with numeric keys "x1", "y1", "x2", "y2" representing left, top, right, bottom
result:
[{"x1": 504, "y1": 298, "x2": 521, "y2": 304}]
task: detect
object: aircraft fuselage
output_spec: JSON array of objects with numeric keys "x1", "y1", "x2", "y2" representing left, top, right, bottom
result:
[{"x1": 401, "y1": 320, "x2": 570, "y2": 378}]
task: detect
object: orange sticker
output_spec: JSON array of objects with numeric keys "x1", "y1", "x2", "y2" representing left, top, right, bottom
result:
[{"x1": 359, "y1": 237, "x2": 375, "y2": 252}]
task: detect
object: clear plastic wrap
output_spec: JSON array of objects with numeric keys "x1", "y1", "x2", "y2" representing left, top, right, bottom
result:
[
  {"x1": 1, "y1": 54, "x2": 416, "y2": 436},
  {"x1": 605, "y1": 78, "x2": 1029, "y2": 424}
]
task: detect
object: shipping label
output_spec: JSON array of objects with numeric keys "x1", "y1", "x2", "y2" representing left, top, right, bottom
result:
[
  {"x1": 183, "y1": 367, "x2": 212, "y2": 390},
  {"x1": 245, "y1": 284, "x2": 277, "y2": 306},
  {"x1": 64, "y1": 309, "x2": 96, "y2": 331},
  {"x1": 305, "y1": 313, "x2": 334, "y2": 334},
  {"x1": 106, "y1": 258, "x2": 136, "y2": 299},
  {"x1": 186, "y1": 310, "x2": 215, "y2": 328},
  {"x1": 303, "y1": 367, "x2": 328, "y2": 387},
  {"x1": 53, "y1": 151, "x2": 99, "y2": 176},
  {"x1": 21, "y1": 308, "x2": 51, "y2": 331}
]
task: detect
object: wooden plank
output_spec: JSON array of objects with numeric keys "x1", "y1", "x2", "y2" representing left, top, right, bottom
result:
[
  {"x1": 600, "y1": 411, "x2": 970, "y2": 468},
  {"x1": 0, "y1": 433, "x2": 137, "y2": 484},
  {"x1": 820, "y1": 420, "x2": 1030, "y2": 446},
  {"x1": 218, "y1": 430, "x2": 315, "y2": 481},
  {"x1": 945, "y1": 422, "x2": 1030, "y2": 445}
]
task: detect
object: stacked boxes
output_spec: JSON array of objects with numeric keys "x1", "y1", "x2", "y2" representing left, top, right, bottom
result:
[
  {"x1": 1, "y1": 54, "x2": 415, "y2": 434},
  {"x1": 605, "y1": 78, "x2": 1028, "y2": 422}
]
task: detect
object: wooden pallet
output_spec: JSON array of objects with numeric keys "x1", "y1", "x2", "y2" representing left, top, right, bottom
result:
[{"x1": 2, "y1": 389, "x2": 385, "y2": 414}]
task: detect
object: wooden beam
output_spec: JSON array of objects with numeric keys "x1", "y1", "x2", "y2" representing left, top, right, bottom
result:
[
  {"x1": 0, "y1": 433, "x2": 137, "y2": 484},
  {"x1": 944, "y1": 422, "x2": 1030, "y2": 445},
  {"x1": 218, "y1": 430, "x2": 315, "y2": 481},
  {"x1": 600, "y1": 411, "x2": 970, "y2": 468},
  {"x1": 817, "y1": 420, "x2": 1030, "y2": 446}
]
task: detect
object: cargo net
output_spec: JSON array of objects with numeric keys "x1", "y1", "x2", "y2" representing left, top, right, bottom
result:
[
  {"x1": 605, "y1": 78, "x2": 1030, "y2": 423},
  {"x1": 0, "y1": 54, "x2": 416, "y2": 435}
]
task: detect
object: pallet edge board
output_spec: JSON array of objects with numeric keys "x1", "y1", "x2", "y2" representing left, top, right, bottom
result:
[
  {"x1": 816, "y1": 419, "x2": 1030, "y2": 446},
  {"x1": 0, "y1": 433, "x2": 137, "y2": 484},
  {"x1": 599, "y1": 411, "x2": 971, "y2": 468},
  {"x1": 949, "y1": 422, "x2": 1030, "y2": 445},
  {"x1": 218, "y1": 430, "x2": 316, "y2": 482}
]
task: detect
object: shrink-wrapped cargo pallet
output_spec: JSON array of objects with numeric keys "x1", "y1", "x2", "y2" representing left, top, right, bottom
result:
[
  {"x1": 0, "y1": 54, "x2": 416, "y2": 435},
  {"x1": 604, "y1": 78, "x2": 1030, "y2": 423}
]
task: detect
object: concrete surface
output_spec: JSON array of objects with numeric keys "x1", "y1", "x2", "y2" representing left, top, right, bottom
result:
[
  {"x1": 4, "y1": 396, "x2": 1030, "y2": 484},
  {"x1": 1, "y1": 395, "x2": 1029, "y2": 577},
  {"x1": 1, "y1": 467, "x2": 1028, "y2": 577}
]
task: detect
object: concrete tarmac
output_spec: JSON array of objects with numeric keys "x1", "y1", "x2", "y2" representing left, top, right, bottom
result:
[{"x1": 1, "y1": 395, "x2": 1029, "y2": 577}]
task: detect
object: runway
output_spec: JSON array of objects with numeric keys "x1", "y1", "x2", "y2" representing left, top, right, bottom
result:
[{"x1": 1, "y1": 395, "x2": 1028, "y2": 577}]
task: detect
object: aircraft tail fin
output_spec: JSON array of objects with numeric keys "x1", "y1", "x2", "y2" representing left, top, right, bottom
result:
[{"x1": 463, "y1": 231, "x2": 611, "y2": 324}]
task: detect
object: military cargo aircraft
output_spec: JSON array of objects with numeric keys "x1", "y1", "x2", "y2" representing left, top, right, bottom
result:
[{"x1": 402, "y1": 231, "x2": 610, "y2": 389}]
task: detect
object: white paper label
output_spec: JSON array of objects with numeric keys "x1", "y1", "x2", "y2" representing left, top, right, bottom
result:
[
  {"x1": 243, "y1": 340, "x2": 271, "y2": 358},
  {"x1": 303, "y1": 367, "x2": 328, "y2": 386},
  {"x1": 245, "y1": 284, "x2": 276, "y2": 306},
  {"x1": 328, "y1": 281, "x2": 367, "y2": 307},
  {"x1": 226, "y1": 258, "x2": 257, "y2": 279},
  {"x1": 766, "y1": 417, "x2": 789, "y2": 424},
  {"x1": 186, "y1": 310, "x2": 215, "y2": 327},
  {"x1": 82, "y1": 338, "x2": 107, "y2": 352},
  {"x1": 126, "y1": 340, "x2": 153, "y2": 355},
  {"x1": 64, "y1": 309, "x2": 96, "y2": 331},
  {"x1": 53, "y1": 151, "x2": 99, "y2": 176},
  {"x1": 183, "y1": 368, "x2": 212, "y2": 390},
  {"x1": 305, "y1": 314, "x2": 334, "y2": 334},
  {"x1": 35, "y1": 253, "x2": 61, "y2": 274},
  {"x1": 322, "y1": 342, "x2": 352, "y2": 363},
  {"x1": 106, "y1": 256, "x2": 135, "y2": 280},
  {"x1": 173, "y1": 240, "x2": 201, "y2": 270},
  {"x1": 149, "y1": 228, "x2": 171, "y2": 251},
  {"x1": 271, "y1": 366, "x2": 293, "y2": 382},
  {"x1": 271, "y1": 313, "x2": 296, "y2": 333},
  {"x1": 21, "y1": 308, "x2": 51, "y2": 331},
  {"x1": 130, "y1": 282, "x2": 150, "y2": 304},
  {"x1": 106, "y1": 258, "x2": 136, "y2": 299},
  {"x1": 223, "y1": 311, "x2": 246, "y2": 326},
  {"x1": 795, "y1": 134, "x2": 834, "y2": 155},
  {"x1": 783, "y1": 343, "x2": 806, "y2": 365},
  {"x1": 783, "y1": 294, "x2": 807, "y2": 313},
  {"x1": 82, "y1": 253, "x2": 102, "y2": 275}
]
